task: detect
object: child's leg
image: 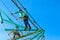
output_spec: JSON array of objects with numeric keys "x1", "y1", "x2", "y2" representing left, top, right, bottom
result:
[
  {"x1": 24, "y1": 20, "x2": 28, "y2": 30},
  {"x1": 27, "y1": 22, "x2": 31, "y2": 30}
]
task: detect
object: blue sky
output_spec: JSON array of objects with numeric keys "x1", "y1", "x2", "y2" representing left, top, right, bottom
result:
[{"x1": 0, "y1": 0, "x2": 60, "y2": 40}]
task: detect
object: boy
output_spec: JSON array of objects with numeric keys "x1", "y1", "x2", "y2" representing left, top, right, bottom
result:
[{"x1": 11, "y1": 10, "x2": 31, "y2": 30}]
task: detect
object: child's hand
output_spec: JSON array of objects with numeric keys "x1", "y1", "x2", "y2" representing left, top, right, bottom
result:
[
  {"x1": 11, "y1": 12, "x2": 14, "y2": 15},
  {"x1": 16, "y1": 18, "x2": 18, "y2": 20}
]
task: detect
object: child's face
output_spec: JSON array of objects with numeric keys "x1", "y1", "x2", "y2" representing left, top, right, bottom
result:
[{"x1": 18, "y1": 9, "x2": 22, "y2": 12}]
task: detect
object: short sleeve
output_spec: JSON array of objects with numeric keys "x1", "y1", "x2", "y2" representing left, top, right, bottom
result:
[
  {"x1": 19, "y1": 13, "x2": 21, "y2": 17},
  {"x1": 19, "y1": 11, "x2": 25, "y2": 17}
]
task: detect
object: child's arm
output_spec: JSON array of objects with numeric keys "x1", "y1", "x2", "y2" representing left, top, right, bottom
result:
[
  {"x1": 8, "y1": 31, "x2": 12, "y2": 35},
  {"x1": 11, "y1": 11, "x2": 19, "y2": 15},
  {"x1": 16, "y1": 17, "x2": 23, "y2": 20}
]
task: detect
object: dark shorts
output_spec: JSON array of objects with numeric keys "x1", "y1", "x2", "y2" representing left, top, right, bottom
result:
[{"x1": 24, "y1": 15, "x2": 28, "y2": 20}]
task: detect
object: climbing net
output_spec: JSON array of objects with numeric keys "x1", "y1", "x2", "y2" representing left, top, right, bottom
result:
[{"x1": 0, "y1": 0, "x2": 45, "y2": 40}]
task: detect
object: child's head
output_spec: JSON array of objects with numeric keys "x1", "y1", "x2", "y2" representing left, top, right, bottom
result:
[
  {"x1": 15, "y1": 26, "x2": 19, "y2": 29},
  {"x1": 18, "y1": 9, "x2": 22, "y2": 12}
]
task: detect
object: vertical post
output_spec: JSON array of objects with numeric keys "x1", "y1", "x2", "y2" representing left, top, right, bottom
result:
[
  {"x1": 0, "y1": 12, "x2": 3, "y2": 23},
  {"x1": 41, "y1": 36, "x2": 45, "y2": 40},
  {"x1": 11, "y1": 0, "x2": 21, "y2": 10}
]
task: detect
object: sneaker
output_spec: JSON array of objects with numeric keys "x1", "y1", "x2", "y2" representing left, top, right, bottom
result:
[
  {"x1": 24, "y1": 27, "x2": 27, "y2": 30},
  {"x1": 29, "y1": 27, "x2": 31, "y2": 30}
]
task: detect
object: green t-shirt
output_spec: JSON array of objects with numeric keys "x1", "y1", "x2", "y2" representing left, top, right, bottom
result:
[
  {"x1": 14, "y1": 11, "x2": 26, "y2": 17},
  {"x1": 19, "y1": 11, "x2": 25, "y2": 17}
]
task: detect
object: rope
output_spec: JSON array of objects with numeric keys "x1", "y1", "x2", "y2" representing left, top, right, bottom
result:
[
  {"x1": 37, "y1": 30, "x2": 45, "y2": 40},
  {"x1": 1, "y1": 0, "x2": 23, "y2": 27},
  {"x1": 3, "y1": 19, "x2": 14, "y2": 25},
  {"x1": 31, "y1": 31, "x2": 43, "y2": 40},
  {"x1": 37, "y1": 33, "x2": 44, "y2": 40},
  {"x1": 29, "y1": 18, "x2": 38, "y2": 30},
  {"x1": 0, "y1": 8, "x2": 24, "y2": 28},
  {"x1": 11, "y1": 0, "x2": 21, "y2": 10},
  {"x1": 0, "y1": 8, "x2": 13, "y2": 23},
  {"x1": 20, "y1": 29, "x2": 43, "y2": 38},
  {"x1": 41, "y1": 36, "x2": 45, "y2": 40},
  {"x1": 1, "y1": 0, "x2": 11, "y2": 13}
]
